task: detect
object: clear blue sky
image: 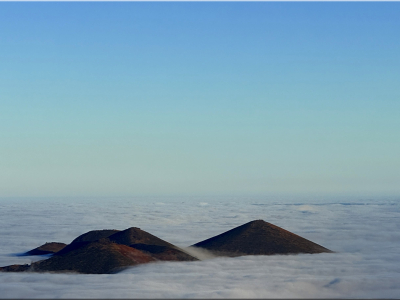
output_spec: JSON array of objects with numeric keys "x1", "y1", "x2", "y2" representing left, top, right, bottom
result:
[{"x1": 1, "y1": 2, "x2": 399, "y2": 197}]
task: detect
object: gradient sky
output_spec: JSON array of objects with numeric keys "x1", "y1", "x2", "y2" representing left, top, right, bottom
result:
[{"x1": 1, "y1": 2, "x2": 399, "y2": 197}]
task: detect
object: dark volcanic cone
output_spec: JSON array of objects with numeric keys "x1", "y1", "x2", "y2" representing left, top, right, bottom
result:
[
  {"x1": 0, "y1": 264, "x2": 30, "y2": 272},
  {"x1": 70, "y1": 229, "x2": 120, "y2": 244},
  {"x1": 109, "y1": 228, "x2": 198, "y2": 262},
  {"x1": 192, "y1": 220, "x2": 332, "y2": 256},
  {"x1": 108, "y1": 227, "x2": 174, "y2": 247},
  {"x1": 31, "y1": 238, "x2": 156, "y2": 274},
  {"x1": 25, "y1": 242, "x2": 67, "y2": 255},
  {"x1": 54, "y1": 229, "x2": 121, "y2": 256},
  {"x1": 54, "y1": 227, "x2": 198, "y2": 264}
]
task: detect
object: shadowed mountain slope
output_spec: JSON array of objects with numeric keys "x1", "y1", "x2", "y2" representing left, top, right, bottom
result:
[
  {"x1": 70, "y1": 229, "x2": 120, "y2": 244},
  {"x1": 55, "y1": 229, "x2": 121, "y2": 256},
  {"x1": 55, "y1": 227, "x2": 197, "y2": 262},
  {"x1": 31, "y1": 238, "x2": 156, "y2": 274},
  {"x1": 192, "y1": 220, "x2": 332, "y2": 256},
  {"x1": 0, "y1": 227, "x2": 198, "y2": 274},
  {"x1": 131, "y1": 243, "x2": 198, "y2": 262},
  {"x1": 108, "y1": 228, "x2": 197, "y2": 262},
  {"x1": 25, "y1": 242, "x2": 67, "y2": 255},
  {"x1": 108, "y1": 227, "x2": 174, "y2": 247},
  {"x1": 0, "y1": 264, "x2": 30, "y2": 272}
]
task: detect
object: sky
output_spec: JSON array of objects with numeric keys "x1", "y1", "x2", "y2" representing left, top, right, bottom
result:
[{"x1": 1, "y1": 2, "x2": 399, "y2": 197}]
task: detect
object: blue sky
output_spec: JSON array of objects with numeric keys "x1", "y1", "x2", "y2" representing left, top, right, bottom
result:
[{"x1": 1, "y1": 2, "x2": 399, "y2": 197}]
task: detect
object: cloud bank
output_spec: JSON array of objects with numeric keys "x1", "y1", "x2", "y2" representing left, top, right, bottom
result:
[{"x1": 0, "y1": 195, "x2": 399, "y2": 298}]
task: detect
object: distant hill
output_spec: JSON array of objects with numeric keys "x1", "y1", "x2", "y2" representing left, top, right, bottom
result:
[
  {"x1": 108, "y1": 227, "x2": 175, "y2": 247},
  {"x1": 107, "y1": 227, "x2": 197, "y2": 262},
  {"x1": 53, "y1": 227, "x2": 197, "y2": 266},
  {"x1": 54, "y1": 229, "x2": 121, "y2": 256},
  {"x1": 0, "y1": 264, "x2": 30, "y2": 272},
  {"x1": 24, "y1": 242, "x2": 67, "y2": 255},
  {"x1": 31, "y1": 238, "x2": 156, "y2": 274},
  {"x1": 130, "y1": 243, "x2": 197, "y2": 262},
  {"x1": 71, "y1": 229, "x2": 120, "y2": 243},
  {"x1": 192, "y1": 220, "x2": 332, "y2": 256},
  {"x1": 0, "y1": 220, "x2": 332, "y2": 274}
]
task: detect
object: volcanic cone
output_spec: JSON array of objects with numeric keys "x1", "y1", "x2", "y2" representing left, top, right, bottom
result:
[
  {"x1": 192, "y1": 220, "x2": 332, "y2": 256},
  {"x1": 31, "y1": 238, "x2": 156, "y2": 274},
  {"x1": 108, "y1": 228, "x2": 197, "y2": 262},
  {"x1": 55, "y1": 229, "x2": 121, "y2": 256},
  {"x1": 108, "y1": 227, "x2": 174, "y2": 247},
  {"x1": 25, "y1": 242, "x2": 67, "y2": 255}
]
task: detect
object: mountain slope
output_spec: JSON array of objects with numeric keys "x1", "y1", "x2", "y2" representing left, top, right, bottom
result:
[
  {"x1": 192, "y1": 220, "x2": 332, "y2": 256},
  {"x1": 31, "y1": 238, "x2": 156, "y2": 274},
  {"x1": 25, "y1": 242, "x2": 67, "y2": 255}
]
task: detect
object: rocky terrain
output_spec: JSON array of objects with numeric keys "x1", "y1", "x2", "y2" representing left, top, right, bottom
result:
[
  {"x1": 31, "y1": 238, "x2": 157, "y2": 274},
  {"x1": 0, "y1": 220, "x2": 332, "y2": 274},
  {"x1": 192, "y1": 220, "x2": 333, "y2": 256},
  {"x1": 24, "y1": 242, "x2": 67, "y2": 256}
]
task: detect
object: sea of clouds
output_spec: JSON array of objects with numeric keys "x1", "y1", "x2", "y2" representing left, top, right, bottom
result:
[{"x1": 0, "y1": 195, "x2": 399, "y2": 298}]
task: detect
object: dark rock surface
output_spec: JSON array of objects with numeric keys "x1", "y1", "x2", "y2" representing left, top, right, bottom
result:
[
  {"x1": 55, "y1": 227, "x2": 197, "y2": 264},
  {"x1": 25, "y1": 242, "x2": 67, "y2": 255},
  {"x1": 54, "y1": 229, "x2": 121, "y2": 256},
  {"x1": 131, "y1": 243, "x2": 198, "y2": 262},
  {"x1": 0, "y1": 264, "x2": 30, "y2": 272},
  {"x1": 192, "y1": 220, "x2": 332, "y2": 256},
  {"x1": 31, "y1": 238, "x2": 156, "y2": 274},
  {"x1": 108, "y1": 227, "x2": 175, "y2": 247},
  {"x1": 0, "y1": 227, "x2": 198, "y2": 274},
  {"x1": 107, "y1": 228, "x2": 197, "y2": 262},
  {"x1": 70, "y1": 229, "x2": 120, "y2": 244}
]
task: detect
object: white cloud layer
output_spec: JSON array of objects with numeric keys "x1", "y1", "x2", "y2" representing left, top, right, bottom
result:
[{"x1": 0, "y1": 195, "x2": 399, "y2": 298}]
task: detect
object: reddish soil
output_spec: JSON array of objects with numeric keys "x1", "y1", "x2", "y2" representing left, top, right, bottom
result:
[
  {"x1": 31, "y1": 239, "x2": 156, "y2": 274},
  {"x1": 192, "y1": 220, "x2": 333, "y2": 256}
]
